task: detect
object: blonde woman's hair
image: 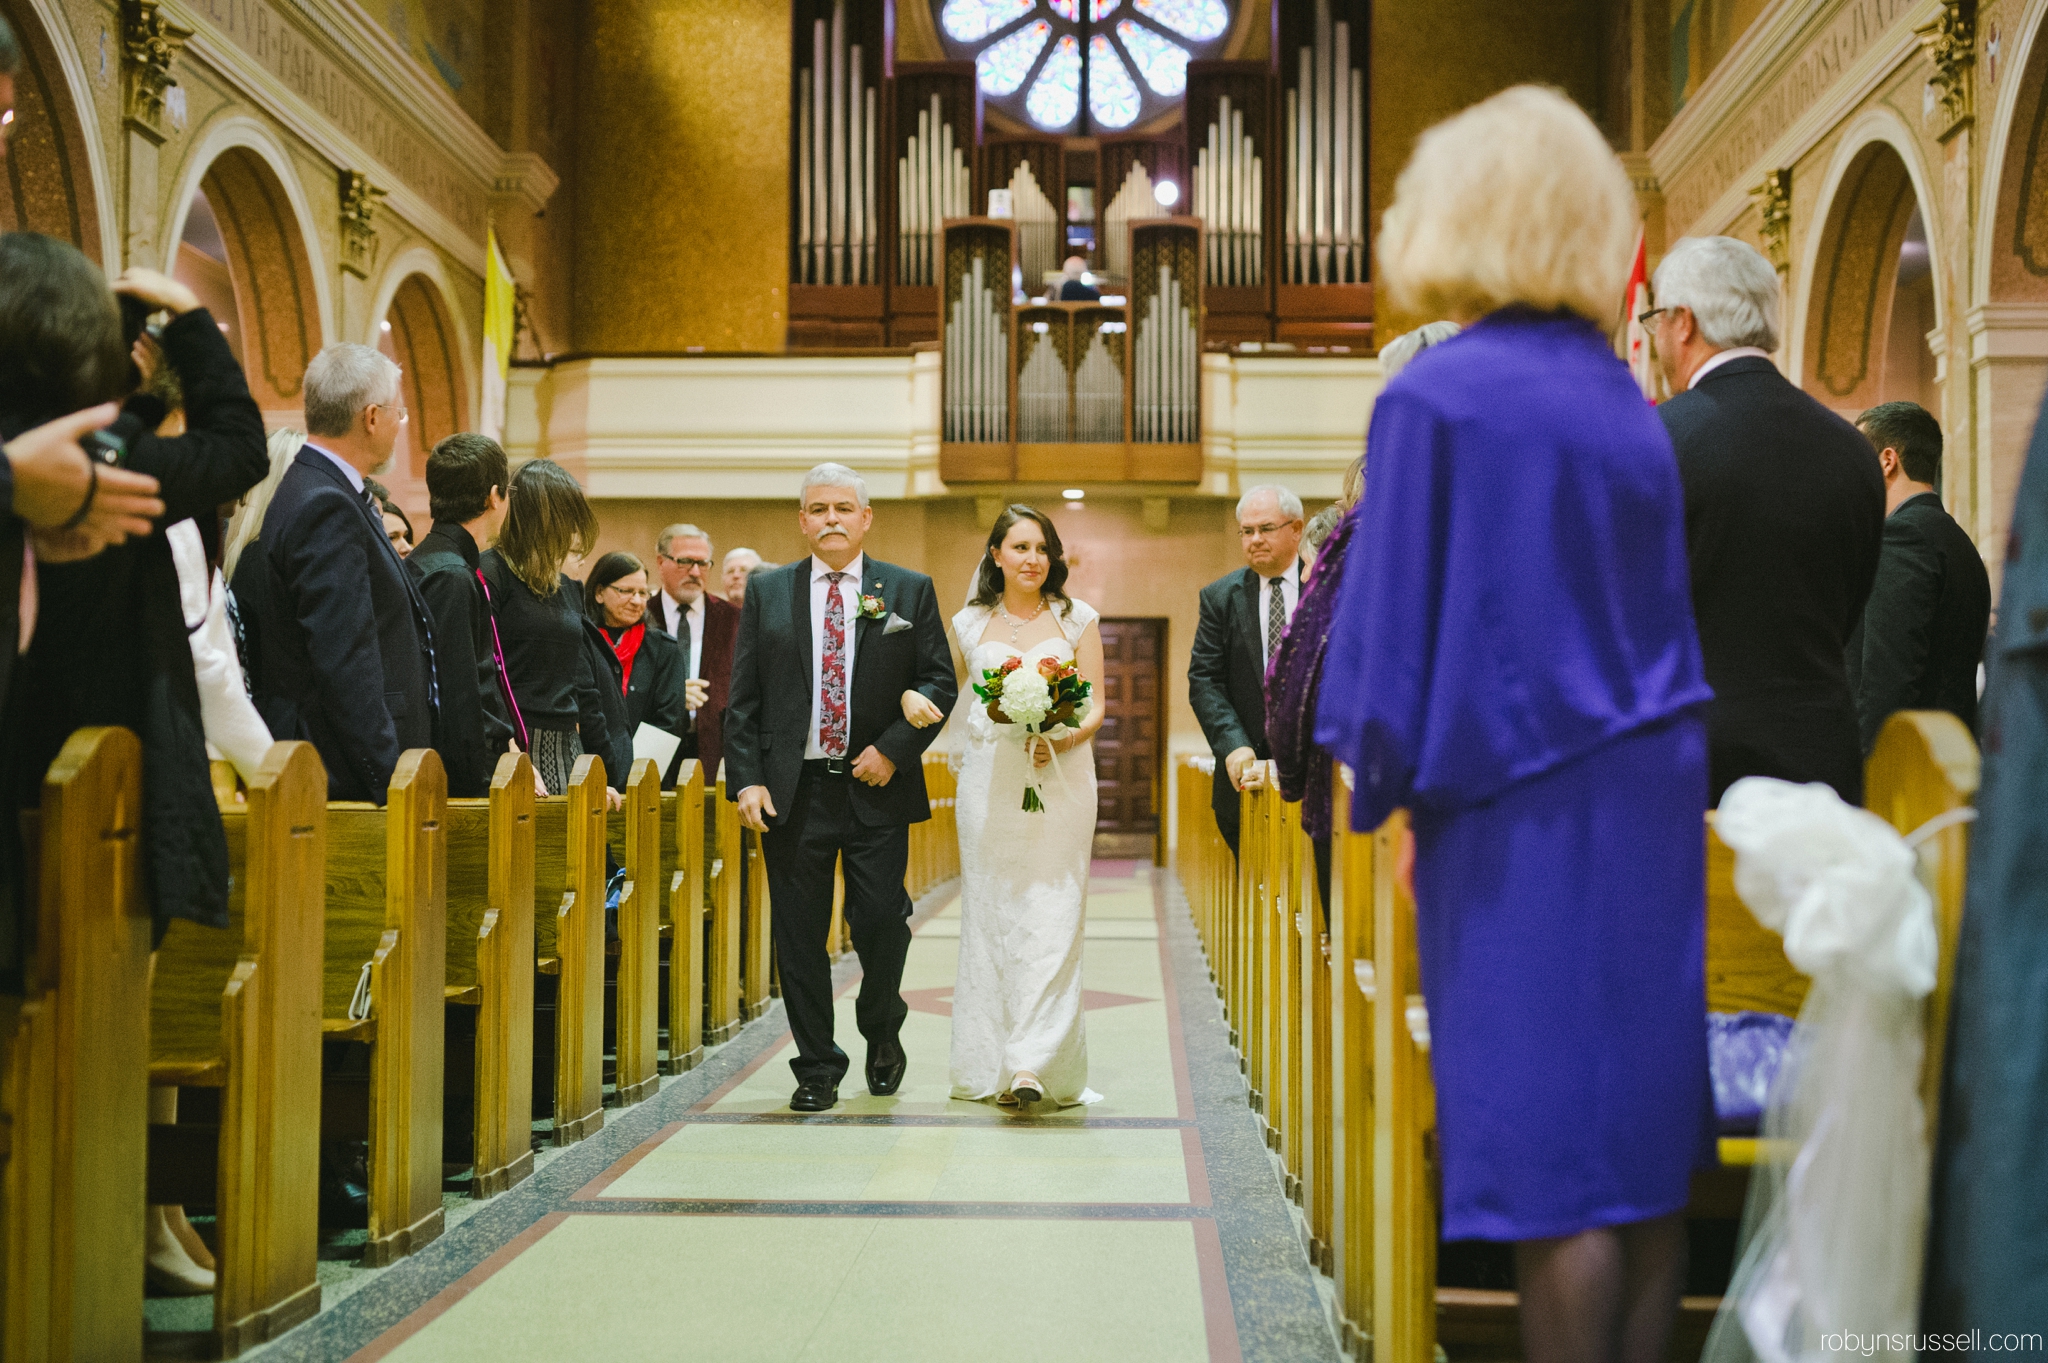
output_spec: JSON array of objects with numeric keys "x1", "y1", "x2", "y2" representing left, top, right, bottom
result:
[
  {"x1": 1377, "y1": 86, "x2": 1638, "y2": 327},
  {"x1": 222, "y1": 428, "x2": 306, "y2": 581},
  {"x1": 498, "y1": 458, "x2": 598, "y2": 597}
]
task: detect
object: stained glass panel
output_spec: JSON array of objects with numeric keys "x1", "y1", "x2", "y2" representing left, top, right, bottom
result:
[
  {"x1": 1025, "y1": 34, "x2": 1082, "y2": 128},
  {"x1": 1132, "y1": 0, "x2": 1228, "y2": 41},
  {"x1": 1088, "y1": 35, "x2": 1142, "y2": 128},
  {"x1": 1090, "y1": 0, "x2": 1122, "y2": 16},
  {"x1": 1116, "y1": 20, "x2": 1188, "y2": 95},
  {"x1": 977, "y1": 19, "x2": 1051, "y2": 96},
  {"x1": 1048, "y1": 0, "x2": 1078, "y2": 16},
  {"x1": 942, "y1": 0, "x2": 1035, "y2": 42}
]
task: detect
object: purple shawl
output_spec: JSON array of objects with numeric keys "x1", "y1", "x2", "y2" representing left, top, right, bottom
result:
[{"x1": 1264, "y1": 505, "x2": 1359, "y2": 840}]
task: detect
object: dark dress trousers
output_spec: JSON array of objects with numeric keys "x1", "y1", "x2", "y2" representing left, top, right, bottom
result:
[
  {"x1": 1845, "y1": 491, "x2": 1991, "y2": 752},
  {"x1": 236, "y1": 446, "x2": 439, "y2": 803},
  {"x1": 723, "y1": 557, "x2": 957, "y2": 1087},
  {"x1": 1658, "y1": 356, "x2": 1884, "y2": 803},
  {"x1": 1189, "y1": 564, "x2": 1294, "y2": 855},
  {"x1": 407, "y1": 521, "x2": 516, "y2": 797},
  {"x1": 647, "y1": 590, "x2": 740, "y2": 785},
  {"x1": 9, "y1": 308, "x2": 268, "y2": 942}
]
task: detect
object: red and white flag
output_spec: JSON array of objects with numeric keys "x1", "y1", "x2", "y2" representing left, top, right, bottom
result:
[{"x1": 1623, "y1": 229, "x2": 1657, "y2": 402}]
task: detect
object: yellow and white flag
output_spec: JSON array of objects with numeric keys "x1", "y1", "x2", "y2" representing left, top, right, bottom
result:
[{"x1": 480, "y1": 227, "x2": 516, "y2": 440}]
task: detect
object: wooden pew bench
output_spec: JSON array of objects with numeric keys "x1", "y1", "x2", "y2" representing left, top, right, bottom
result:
[
  {"x1": 660, "y1": 761, "x2": 707, "y2": 1076},
  {"x1": 145, "y1": 741, "x2": 326, "y2": 1356},
  {"x1": 531, "y1": 756, "x2": 607, "y2": 1146},
  {"x1": 443, "y1": 752, "x2": 536, "y2": 1199},
  {"x1": 606, "y1": 758, "x2": 663, "y2": 1107}
]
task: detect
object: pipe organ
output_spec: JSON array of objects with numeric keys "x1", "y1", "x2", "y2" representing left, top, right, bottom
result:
[
  {"x1": 1073, "y1": 326, "x2": 1125, "y2": 443},
  {"x1": 1130, "y1": 222, "x2": 1202, "y2": 446},
  {"x1": 1018, "y1": 323, "x2": 1068, "y2": 443},
  {"x1": 897, "y1": 94, "x2": 972, "y2": 287},
  {"x1": 796, "y1": 0, "x2": 877, "y2": 286},
  {"x1": 942, "y1": 224, "x2": 1014, "y2": 445},
  {"x1": 1006, "y1": 160, "x2": 1062, "y2": 298},
  {"x1": 1194, "y1": 96, "x2": 1263, "y2": 288},
  {"x1": 1101, "y1": 161, "x2": 1166, "y2": 287},
  {"x1": 1283, "y1": 0, "x2": 1366, "y2": 285}
]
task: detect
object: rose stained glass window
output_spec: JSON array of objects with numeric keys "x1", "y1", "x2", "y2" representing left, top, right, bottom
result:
[{"x1": 935, "y1": 0, "x2": 1235, "y2": 132}]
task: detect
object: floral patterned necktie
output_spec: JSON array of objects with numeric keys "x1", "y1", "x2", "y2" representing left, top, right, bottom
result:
[{"x1": 819, "y1": 571, "x2": 849, "y2": 756}]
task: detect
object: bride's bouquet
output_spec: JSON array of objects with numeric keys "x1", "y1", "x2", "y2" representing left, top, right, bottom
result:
[{"x1": 973, "y1": 655, "x2": 1092, "y2": 811}]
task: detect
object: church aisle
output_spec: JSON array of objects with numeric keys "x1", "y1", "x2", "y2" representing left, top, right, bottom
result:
[{"x1": 241, "y1": 862, "x2": 1339, "y2": 1363}]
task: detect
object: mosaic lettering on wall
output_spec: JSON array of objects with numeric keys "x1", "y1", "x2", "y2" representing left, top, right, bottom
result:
[
  {"x1": 189, "y1": 0, "x2": 486, "y2": 238},
  {"x1": 1664, "y1": 0, "x2": 1914, "y2": 232}
]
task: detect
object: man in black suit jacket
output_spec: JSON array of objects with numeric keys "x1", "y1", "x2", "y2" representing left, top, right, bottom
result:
[
  {"x1": 1845, "y1": 402, "x2": 1992, "y2": 752},
  {"x1": 408, "y1": 433, "x2": 518, "y2": 798},
  {"x1": 725, "y1": 464, "x2": 956, "y2": 1111},
  {"x1": 1189, "y1": 485, "x2": 1305, "y2": 856},
  {"x1": 1650, "y1": 236, "x2": 1884, "y2": 804},
  {"x1": 648, "y1": 522, "x2": 739, "y2": 784},
  {"x1": 236, "y1": 345, "x2": 438, "y2": 803}
]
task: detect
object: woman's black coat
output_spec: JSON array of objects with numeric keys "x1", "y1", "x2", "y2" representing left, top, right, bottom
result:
[
  {"x1": 479, "y1": 553, "x2": 626, "y2": 789},
  {"x1": 8, "y1": 308, "x2": 270, "y2": 936},
  {"x1": 596, "y1": 620, "x2": 690, "y2": 745}
]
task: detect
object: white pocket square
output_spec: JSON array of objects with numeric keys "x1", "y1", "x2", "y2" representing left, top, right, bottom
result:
[{"x1": 883, "y1": 612, "x2": 914, "y2": 635}]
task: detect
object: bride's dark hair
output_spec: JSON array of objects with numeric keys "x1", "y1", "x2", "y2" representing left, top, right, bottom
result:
[{"x1": 971, "y1": 504, "x2": 1071, "y2": 611}]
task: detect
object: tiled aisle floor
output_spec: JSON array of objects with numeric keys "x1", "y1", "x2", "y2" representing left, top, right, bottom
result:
[{"x1": 245, "y1": 862, "x2": 1339, "y2": 1363}]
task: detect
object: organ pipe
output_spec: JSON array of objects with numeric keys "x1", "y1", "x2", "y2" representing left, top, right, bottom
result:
[
  {"x1": 1195, "y1": 96, "x2": 1262, "y2": 288},
  {"x1": 1075, "y1": 327, "x2": 1123, "y2": 443},
  {"x1": 1102, "y1": 161, "x2": 1165, "y2": 285},
  {"x1": 798, "y1": 1, "x2": 876, "y2": 285},
  {"x1": 1285, "y1": 0, "x2": 1365, "y2": 284},
  {"x1": 1135, "y1": 262, "x2": 1196, "y2": 443},
  {"x1": 1018, "y1": 322, "x2": 1068, "y2": 441},
  {"x1": 898, "y1": 95, "x2": 971, "y2": 286},
  {"x1": 1008, "y1": 161, "x2": 1062, "y2": 297},
  {"x1": 945, "y1": 253, "x2": 1009, "y2": 442}
]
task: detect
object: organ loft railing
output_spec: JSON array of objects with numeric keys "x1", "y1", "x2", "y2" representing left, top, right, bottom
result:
[{"x1": 938, "y1": 217, "x2": 1203, "y2": 486}]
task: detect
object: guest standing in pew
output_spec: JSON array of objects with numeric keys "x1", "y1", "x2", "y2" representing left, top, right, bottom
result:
[
  {"x1": 1268, "y1": 322, "x2": 1460, "y2": 924},
  {"x1": 1649, "y1": 235, "x2": 1884, "y2": 804},
  {"x1": 1844, "y1": 401, "x2": 1991, "y2": 753},
  {"x1": 479, "y1": 459, "x2": 623, "y2": 806},
  {"x1": 647, "y1": 522, "x2": 739, "y2": 785},
  {"x1": 407, "y1": 433, "x2": 525, "y2": 799},
  {"x1": 722, "y1": 546, "x2": 762, "y2": 605},
  {"x1": 585, "y1": 551, "x2": 700, "y2": 752},
  {"x1": 1316, "y1": 87, "x2": 1716, "y2": 1363},
  {"x1": 1188, "y1": 483, "x2": 1305, "y2": 857},
  {"x1": 232, "y1": 344, "x2": 441, "y2": 803},
  {"x1": 364, "y1": 477, "x2": 413, "y2": 558}
]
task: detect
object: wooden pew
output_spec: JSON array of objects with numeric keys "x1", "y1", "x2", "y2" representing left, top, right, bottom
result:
[
  {"x1": 705, "y1": 763, "x2": 742, "y2": 1044},
  {"x1": 147, "y1": 741, "x2": 326, "y2": 1356},
  {"x1": 1327, "y1": 770, "x2": 1374, "y2": 1357},
  {"x1": 661, "y1": 760, "x2": 707, "y2": 1076},
  {"x1": 323, "y1": 752, "x2": 447, "y2": 1267},
  {"x1": 444, "y1": 752, "x2": 536, "y2": 1199},
  {"x1": 742, "y1": 827, "x2": 774, "y2": 1022},
  {"x1": 1, "y1": 729, "x2": 153, "y2": 1361},
  {"x1": 610, "y1": 758, "x2": 663, "y2": 1106},
  {"x1": 532, "y1": 755, "x2": 608, "y2": 1145}
]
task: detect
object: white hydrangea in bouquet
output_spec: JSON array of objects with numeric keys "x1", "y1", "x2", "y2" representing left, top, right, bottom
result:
[{"x1": 972, "y1": 654, "x2": 1092, "y2": 812}]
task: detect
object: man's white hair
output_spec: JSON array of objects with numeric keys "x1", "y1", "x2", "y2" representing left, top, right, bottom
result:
[
  {"x1": 723, "y1": 546, "x2": 762, "y2": 570},
  {"x1": 303, "y1": 343, "x2": 402, "y2": 438},
  {"x1": 1236, "y1": 484, "x2": 1303, "y2": 523},
  {"x1": 800, "y1": 462, "x2": 870, "y2": 509},
  {"x1": 1651, "y1": 236, "x2": 1781, "y2": 352},
  {"x1": 657, "y1": 523, "x2": 711, "y2": 555}
]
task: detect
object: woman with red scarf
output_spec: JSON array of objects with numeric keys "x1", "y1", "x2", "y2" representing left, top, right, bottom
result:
[{"x1": 584, "y1": 550, "x2": 692, "y2": 759}]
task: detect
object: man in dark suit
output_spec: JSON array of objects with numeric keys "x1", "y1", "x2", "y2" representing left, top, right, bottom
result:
[
  {"x1": 236, "y1": 344, "x2": 438, "y2": 803},
  {"x1": 408, "y1": 433, "x2": 518, "y2": 798},
  {"x1": 725, "y1": 464, "x2": 956, "y2": 1112},
  {"x1": 1189, "y1": 484, "x2": 1305, "y2": 856},
  {"x1": 648, "y1": 521, "x2": 739, "y2": 784},
  {"x1": 1845, "y1": 401, "x2": 1991, "y2": 751},
  {"x1": 1650, "y1": 235, "x2": 1884, "y2": 804}
]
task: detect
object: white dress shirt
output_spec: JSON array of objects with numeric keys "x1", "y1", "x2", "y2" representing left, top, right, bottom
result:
[
  {"x1": 307, "y1": 443, "x2": 365, "y2": 493},
  {"x1": 661, "y1": 589, "x2": 707, "y2": 716},
  {"x1": 1689, "y1": 346, "x2": 1773, "y2": 389},
  {"x1": 805, "y1": 553, "x2": 865, "y2": 760},
  {"x1": 1256, "y1": 560, "x2": 1302, "y2": 658}
]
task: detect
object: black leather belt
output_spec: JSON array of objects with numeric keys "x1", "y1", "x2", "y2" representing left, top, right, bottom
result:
[{"x1": 806, "y1": 756, "x2": 851, "y2": 778}]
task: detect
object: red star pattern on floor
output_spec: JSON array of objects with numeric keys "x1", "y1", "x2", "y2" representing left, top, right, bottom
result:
[{"x1": 899, "y1": 987, "x2": 1154, "y2": 1019}]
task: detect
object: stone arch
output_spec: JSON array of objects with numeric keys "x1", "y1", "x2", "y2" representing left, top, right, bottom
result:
[
  {"x1": 0, "y1": 0, "x2": 115, "y2": 261},
  {"x1": 163, "y1": 119, "x2": 332, "y2": 420},
  {"x1": 1794, "y1": 130, "x2": 1939, "y2": 421},
  {"x1": 366, "y1": 249, "x2": 474, "y2": 487}
]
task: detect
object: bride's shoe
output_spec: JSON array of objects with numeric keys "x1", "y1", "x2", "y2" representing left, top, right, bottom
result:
[
  {"x1": 1011, "y1": 1071, "x2": 1044, "y2": 1105},
  {"x1": 995, "y1": 1089, "x2": 1019, "y2": 1107}
]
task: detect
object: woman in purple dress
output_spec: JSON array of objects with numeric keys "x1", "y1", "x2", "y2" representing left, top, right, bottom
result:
[{"x1": 1314, "y1": 87, "x2": 1716, "y2": 1363}]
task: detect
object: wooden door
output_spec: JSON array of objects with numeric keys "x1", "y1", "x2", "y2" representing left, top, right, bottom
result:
[{"x1": 1092, "y1": 618, "x2": 1167, "y2": 861}]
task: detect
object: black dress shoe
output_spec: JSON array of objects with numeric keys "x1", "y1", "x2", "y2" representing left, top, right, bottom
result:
[
  {"x1": 789, "y1": 1080, "x2": 839, "y2": 1112},
  {"x1": 866, "y1": 1039, "x2": 907, "y2": 1097}
]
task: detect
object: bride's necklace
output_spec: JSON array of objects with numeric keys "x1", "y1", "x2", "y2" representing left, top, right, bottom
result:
[{"x1": 997, "y1": 595, "x2": 1045, "y2": 645}]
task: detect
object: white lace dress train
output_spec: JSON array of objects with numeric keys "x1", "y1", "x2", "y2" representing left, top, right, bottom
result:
[{"x1": 948, "y1": 599, "x2": 1102, "y2": 1106}]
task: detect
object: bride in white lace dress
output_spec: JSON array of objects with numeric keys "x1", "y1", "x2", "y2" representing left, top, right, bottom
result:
[{"x1": 918, "y1": 506, "x2": 1105, "y2": 1109}]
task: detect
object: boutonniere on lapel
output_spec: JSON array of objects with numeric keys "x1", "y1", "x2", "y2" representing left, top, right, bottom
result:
[{"x1": 858, "y1": 588, "x2": 888, "y2": 620}]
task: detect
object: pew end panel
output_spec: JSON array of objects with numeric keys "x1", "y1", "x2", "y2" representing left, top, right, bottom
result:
[
  {"x1": 663, "y1": 761, "x2": 706, "y2": 1075},
  {"x1": 706, "y1": 763, "x2": 743, "y2": 1045},
  {"x1": 532, "y1": 757, "x2": 607, "y2": 1146},
  {"x1": 612, "y1": 759, "x2": 663, "y2": 1107}
]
